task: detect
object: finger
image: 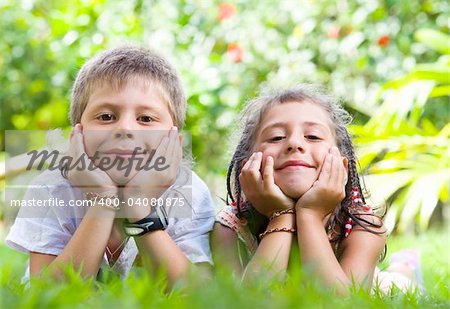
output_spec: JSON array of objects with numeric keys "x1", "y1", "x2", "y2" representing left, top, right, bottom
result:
[
  {"x1": 149, "y1": 135, "x2": 169, "y2": 165},
  {"x1": 242, "y1": 153, "x2": 256, "y2": 171},
  {"x1": 249, "y1": 152, "x2": 262, "y2": 172},
  {"x1": 166, "y1": 127, "x2": 178, "y2": 159},
  {"x1": 250, "y1": 152, "x2": 263, "y2": 182},
  {"x1": 241, "y1": 152, "x2": 263, "y2": 186},
  {"x1": 168, "y1": 130, "x2": 182, "y2": 176},
  {"x1": 263, "y1": 156, "x2": 275, "y2": 189},
  {"x1": 240, "y1": 154, "x2": 261, "y2": 187},
  {"x1": 329, "y1": 147, "x2": 342, "y2": 185},
  {"x1": 319, "y1": 152, "x2": 333, "y2": 184},
  {"x1": 69, "y1": 124, "x2": 85, "y2": 159}
]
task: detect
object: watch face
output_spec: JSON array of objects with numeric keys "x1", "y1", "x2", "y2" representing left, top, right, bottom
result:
[{"x1": 125, "y1": 226, "x2": 146, "y2": 236}]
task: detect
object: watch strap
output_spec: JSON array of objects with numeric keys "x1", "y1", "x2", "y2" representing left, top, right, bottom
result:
[{"x1": 124, "y1": 207, "x2": 169, "y2": 236}]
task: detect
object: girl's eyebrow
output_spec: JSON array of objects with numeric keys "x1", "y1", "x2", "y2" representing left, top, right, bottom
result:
[
  {"x1": 260, "y1": 121, "x2": 330, "y2": 135},
  {"x1": 260, "y1": 122, "x2": 286, "y2": 135},
  {"x1": 303, "y1": 121, "x2": 330, "y2": 131}
]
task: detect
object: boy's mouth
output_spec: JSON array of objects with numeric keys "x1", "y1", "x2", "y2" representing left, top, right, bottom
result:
[{"x1": 102, "y1": 148, "x2": 146, "y2": 158}]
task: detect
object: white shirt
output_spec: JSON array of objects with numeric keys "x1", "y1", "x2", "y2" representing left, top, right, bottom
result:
[{"x1": 6, "y1": 168, "x2": 216, "y2": 279}]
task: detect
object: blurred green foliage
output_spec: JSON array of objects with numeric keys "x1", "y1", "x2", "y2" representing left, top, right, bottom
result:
[
  {"x1": 1, "y1": 0, "x2": 449, "y2": 231},
  {"x1": 351, "y1": 28, "x2": 450, "y2": 233}
]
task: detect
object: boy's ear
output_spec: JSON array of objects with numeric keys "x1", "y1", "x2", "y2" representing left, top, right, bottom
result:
[{"x1": 178, "y1": 131, "x2": 183, "y2": 144}]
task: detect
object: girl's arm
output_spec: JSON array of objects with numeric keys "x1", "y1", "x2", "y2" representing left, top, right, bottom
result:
[
  {"x1": 296, "y1": 210, "x2": 385, "y2": 293},
  {"x1": 211, "y1": 223, "x2": 244, "y2": 274},
  {"x1": 211, "y1": 215, "x2": 295, "y2": 281},
  {"x1": 295, "y1": 147, "x2": 386, "y2": 293},
  {"x1": 243, "y1": 213, "x2": 295, "y2": 281}
]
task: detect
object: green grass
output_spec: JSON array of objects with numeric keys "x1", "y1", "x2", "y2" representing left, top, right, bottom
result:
[{"x1": 1, "y1": 228, "x2": 449, "y2": 308}]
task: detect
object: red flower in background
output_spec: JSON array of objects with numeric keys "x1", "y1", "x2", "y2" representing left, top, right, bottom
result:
[
  {"x1": 327, "y1": 26, "x2": 340, "y2": 39},
  {"x1": 378, "y1": 35, "x2": 390, "y2": 47},
  {"x1": 218, "y1": 3, "x2": 236, "y2": 21},
  {"x1": 226, "y1": 43, "x2": 244, "y2": 63}
]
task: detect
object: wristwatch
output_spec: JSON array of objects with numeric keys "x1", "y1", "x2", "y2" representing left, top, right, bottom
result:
[{"x1": 123, "y1": 206, "x2": 169, "y2": 236}]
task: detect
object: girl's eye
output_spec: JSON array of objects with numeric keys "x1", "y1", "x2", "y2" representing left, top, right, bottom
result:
[
  {"x1": 97, "y1": 113, "x2": 115, "y2": 121},
  {"x1": 305, "y1": 135, "x2": 321, "y2": 140},
  {"x1": 137, "y1": 115, "x2": 154, "y2": 123},
  {"x1": 269, "y1": 136, "x2": 285, "y2": 142}
]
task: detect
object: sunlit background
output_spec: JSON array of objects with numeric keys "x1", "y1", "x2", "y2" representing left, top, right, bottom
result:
[{"x1": 1, "y1": 0, "x2": 449, "y2": 237}]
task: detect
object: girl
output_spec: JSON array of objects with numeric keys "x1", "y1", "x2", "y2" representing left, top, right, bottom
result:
[{"x1": 212, "y1": 84, "x2": 416, "y2": 294}]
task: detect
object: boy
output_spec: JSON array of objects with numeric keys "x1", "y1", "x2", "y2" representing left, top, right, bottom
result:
[{"x1": 6, "y1": 46, "x2": 216, "y2": 285}]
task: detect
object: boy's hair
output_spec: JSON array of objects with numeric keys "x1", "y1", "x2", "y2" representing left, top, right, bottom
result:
[
  {"x1": 70, "y1": 45, "x2": 186, "y2": 128},
  {"x1": 226, "y1": 84, "x2": 385, "y2": 250}
]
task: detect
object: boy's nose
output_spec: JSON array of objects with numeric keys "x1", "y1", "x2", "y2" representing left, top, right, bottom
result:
[
  {"x1": 114, "y1": 130, "x2": 133, "y2": 139},
  {"x1": 114, "y1": 117, "x2": 136, "y2": 139}
]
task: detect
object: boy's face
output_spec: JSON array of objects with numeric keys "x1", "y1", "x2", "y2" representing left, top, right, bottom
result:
[
  {"x1": 80, "y1": 79, "x2": 175, "y2": 185},
  {"x1": 254, "y1": 101, "x2": 339, "y2": 199}
]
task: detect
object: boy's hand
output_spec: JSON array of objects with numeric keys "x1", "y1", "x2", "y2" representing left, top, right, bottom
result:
[
  {"x1": 67, "y1": 124, "x2": 117, "y2": 196},
  {"x1": 239, "y1": 152, "x2": 295, "y2": 218},
  {"x1": 295, "y1": 147, "x2": 348, "y2": 219},
  {"x1": 123, "y1": 127, "x2": 182, "y2": 221}
]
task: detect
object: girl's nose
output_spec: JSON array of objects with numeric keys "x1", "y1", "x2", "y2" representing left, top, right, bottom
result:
[{"x1": 286, "y1": 136, "x2": 305, "y2": 153}]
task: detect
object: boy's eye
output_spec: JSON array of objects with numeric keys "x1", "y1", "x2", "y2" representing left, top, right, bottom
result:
[
  {"x1": 137, "y1": 115, "x2": 154, "y2": 123},
  {"x1": 97, "y1": 113, "x2": 115, "y2": 121}
]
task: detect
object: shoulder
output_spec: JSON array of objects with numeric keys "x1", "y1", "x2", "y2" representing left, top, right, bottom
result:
[
  {"x1": 27, "y1": 169, "x2": 73, "y2": 192},
  {"x1": 190, "y1": 170, "x2": 216, "y2": 217},
  {"x1": 341, "y1": 213, "x2": 387, "y2": 257}
]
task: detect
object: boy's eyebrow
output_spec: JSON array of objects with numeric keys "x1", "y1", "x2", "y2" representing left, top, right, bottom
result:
[{"x1": 88, "y1": 101, "x2": 160, "y2": 111}]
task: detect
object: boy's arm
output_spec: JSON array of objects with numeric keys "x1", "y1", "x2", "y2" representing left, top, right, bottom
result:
[
  {"x1": 134, "y1": 213, "x2": 215, "y2": 287},
  {"x1": 28, "y1": 126, "x2": 119, "y2": 279},
  {"x1": 134, "y1": 231, "x2": 191, "y2": 285},
  {"x1": 29, "y1": 204, "x2": 116, "y2": 279}
]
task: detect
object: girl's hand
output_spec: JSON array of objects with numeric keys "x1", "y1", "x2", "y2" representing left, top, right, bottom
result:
[
  {"x1": 67, "y1": 124, "x2": 117, "y2": 196},
  {"x1": 239, "y1": 152, "x2": 295, "y2": 218},
  {"x1": 295, "y1": 147, "x2": 348, "y2": 219},
  {"x1": 123, "y1": 127, "x2": 182, "y2": 221}
]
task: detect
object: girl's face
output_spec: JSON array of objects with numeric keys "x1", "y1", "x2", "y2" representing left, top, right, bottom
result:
[{"x1": 254, "y1": 101, "x2": 337, "y2": 199}]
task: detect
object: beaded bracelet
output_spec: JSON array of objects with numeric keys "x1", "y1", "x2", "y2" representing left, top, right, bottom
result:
[
  {"x1": 269, "y1": 208, "x2": 295, "y2": 221},
  {"x1": 259, "y1": 227, "x2": 296, "y2": 240}
]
